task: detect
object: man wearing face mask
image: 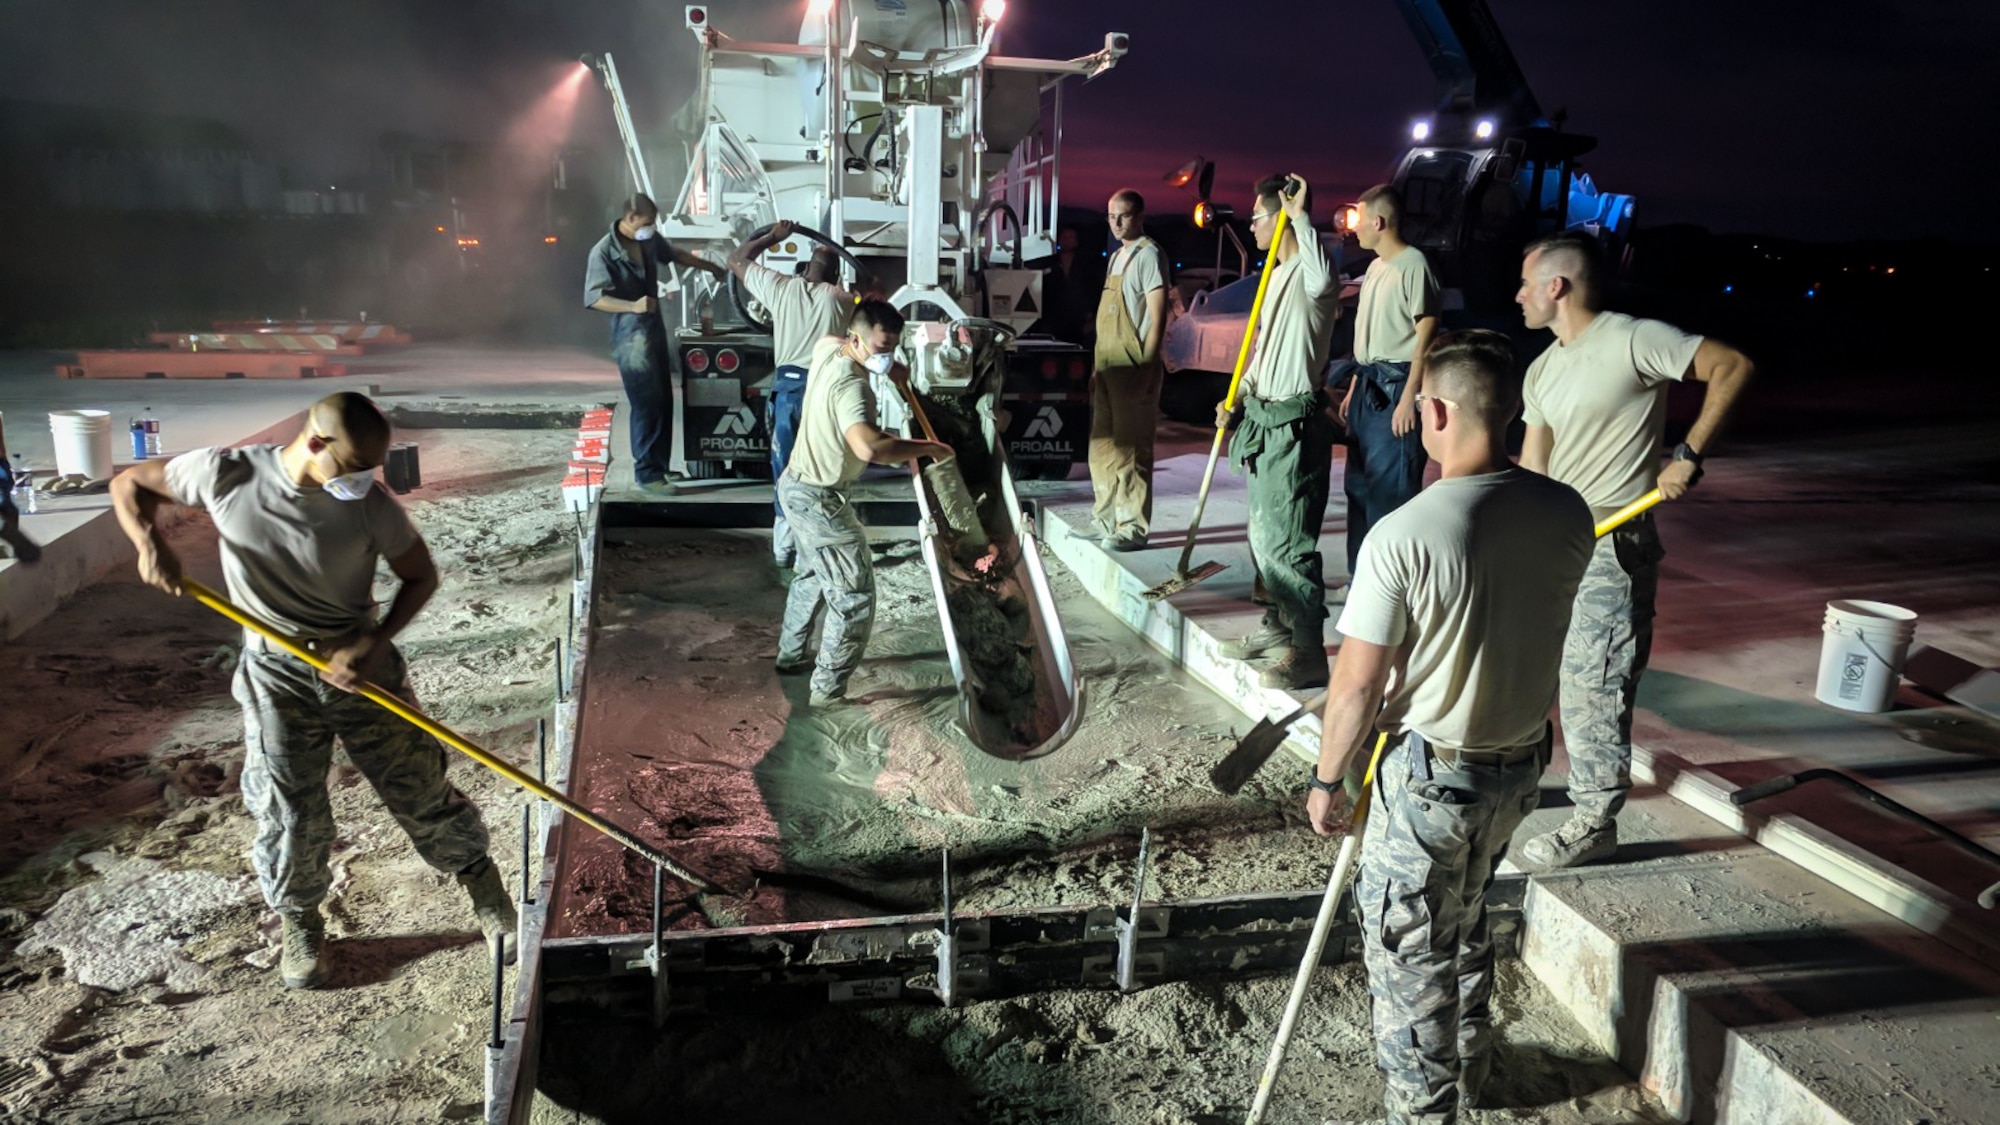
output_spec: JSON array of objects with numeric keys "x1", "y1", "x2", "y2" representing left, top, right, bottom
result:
[
  {"x1": 585, "y1": 192, "x2": 727, "y2": 496},
  {"x1": 776, "y1": 300, "x2": 954, "y2": 705},
  {"x1": 110, "y1": 393, "x2": 516, "y2": 992}
]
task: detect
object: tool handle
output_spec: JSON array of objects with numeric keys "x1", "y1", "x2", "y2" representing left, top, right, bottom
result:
[
  {"x1": 1595, "y1": 488, "x2": 1663, "y2": 538},
  {"x1": 181, "y1": 577, "x2": 721, "y2": 893},
  {"x1": 1247, "y1": 731, "x2": 1387, "y2": 1125}
]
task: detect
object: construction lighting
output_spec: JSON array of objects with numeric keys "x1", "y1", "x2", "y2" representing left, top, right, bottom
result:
[
  {"x1": 1337, "y1": 204, "x2": 1360, "y2": 232},
  {"x1": 544, "y1": 236, "x2": 559, "y2": 244},
  {"x1": 1411, "y1": 120, "x2": 1431, "y2": 141},
  {"x1": 435, "y1": 225, "x2": 446, "y2": 233},
  {"x1": 1475, "y1": 119, "x2": 1496, "y2": 140},
  {"x1": 983, "y1": 0, "x2": 1006, "y2": 23},
  {"x1": 807, "y1": 0, "x2": 834, "y2": 18},
  {"x1": 1193, "y1": 201, "x2": 1216, "y2": 229},
  {"x1": 1165, "y1": 157, "x2": 1203, "y2": 189}
]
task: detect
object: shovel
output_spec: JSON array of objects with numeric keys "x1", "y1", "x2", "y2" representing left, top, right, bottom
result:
[
  {"x1": 1208, "y1": 487, "x2": 1666, "y2": 794},
  {"x1": 898, "y1": 383, "x2": 988, "y2": 549},
  {"x1": 1143, "y1": 204, "x2": 1293, "y2": 601}
]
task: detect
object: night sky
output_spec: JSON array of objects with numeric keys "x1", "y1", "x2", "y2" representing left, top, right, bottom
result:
[{"x1": 4, "y1": 0, "x2": 1994, "y2": 241}]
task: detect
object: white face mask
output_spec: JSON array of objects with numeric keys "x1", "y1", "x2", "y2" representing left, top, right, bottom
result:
[
  {"x1": 324, "y1": 470, "x2": 376, "y2": 502},
  {"x1": 630, "y1": 224, "x2": 657, "y2": 241},
  {"x1": 863, "y1": 351, "x2": 895, "y2": 377}
]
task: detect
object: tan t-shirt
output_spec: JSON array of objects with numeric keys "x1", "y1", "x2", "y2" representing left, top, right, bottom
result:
[
  {"x1": 1106, "y1": 238, "x2": 1168, "y2": 340},
  {"x1": 740, "y1": 263, "x2": 852, "y2": 371},
  {"x1": 1522, "y1": 311, "x2": 1703, "y2": 516},
  {"x1": 1352, "y1": 246, "x2": 1440, "y2": 364},
  {"x1": 786, "y1": 336, "x2": 877, "y2": 488},
  {"x1": 1241, "y1": 227, "x2": 1340, "y2": 400},
  {"x1": 1337, "y1": 467, "x2": 1593, "y2": 752},
  {"x1": 163, "y1": 444, "x2": 420, "y2": 641}
]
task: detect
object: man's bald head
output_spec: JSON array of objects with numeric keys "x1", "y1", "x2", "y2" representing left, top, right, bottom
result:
[{"x1": 305, "y1": 393, "x2": 392, "y2": 469}]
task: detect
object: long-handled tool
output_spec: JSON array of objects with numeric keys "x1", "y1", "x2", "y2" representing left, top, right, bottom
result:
[
  {"x1": 1246, "y1": 731, "x2": 1389, "y2": 1125},
  {"x1": 1208, "y1": 487, "x2": 1667, "y2": 795},
  {"x1": 1143, "y1": 206, "x2": 1292, "y2": 602},
  {"x1": 181, "y1": 577, "x2": 728, "y2": 895}
]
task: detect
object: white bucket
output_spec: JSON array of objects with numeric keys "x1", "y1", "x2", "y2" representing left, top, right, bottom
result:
[
  {"x1": 1815, "y1": 599, "x2": 1918, "y2": 713},
  {"x1": 49, "y1": 409, "x2": 115, "y2": 481}
]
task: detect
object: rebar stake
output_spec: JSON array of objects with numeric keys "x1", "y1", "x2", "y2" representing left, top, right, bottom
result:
[{"x1": 1116, "y1": 827, "x2": 1152, "y2": 993}]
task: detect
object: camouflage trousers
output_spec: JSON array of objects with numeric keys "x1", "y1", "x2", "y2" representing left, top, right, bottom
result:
[
  {"x1": 1558, "y1": 517, "x2": 1663, "y2": 825},
  {"x1": 1357, "y1": 729, "x2": 1548, "y2": 1125},
  {"x1": 776, "y1": 475, "x2": 875, "y2": 696},
  {"x1": 233, "y1": 643, "x2": 491, "y2": 915}
]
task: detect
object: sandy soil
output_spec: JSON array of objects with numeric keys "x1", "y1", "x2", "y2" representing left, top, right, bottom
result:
[
  {"x1": 0, "y1": 427, "x2": 577, "y2": 1123},
  {"x1": 0, "y1": 432, "x2": 1662, "y2": 1125},
  {"x1": 539, "y1": 527, "x2": 1662, "y2": 1123}
]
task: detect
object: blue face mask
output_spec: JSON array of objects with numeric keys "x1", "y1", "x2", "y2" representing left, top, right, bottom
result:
[{"x1": 324, "y1": 470, "x2": 375, "y2": 502}]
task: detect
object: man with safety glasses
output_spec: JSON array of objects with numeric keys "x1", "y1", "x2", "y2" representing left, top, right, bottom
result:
[{"x1": 110, "y1": 393, "x2": 517, "y2": 992}]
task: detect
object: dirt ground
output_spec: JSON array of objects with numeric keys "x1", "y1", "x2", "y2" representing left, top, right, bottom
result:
[
  {"x1": 0, "y1": 435, "x2": 1660, "y2": 1124},
  {"x1": 0, "y1": 427, "x2": 577, "y2": 1123},
  {"x1": 538, "y1": 527, "x2": 1662, "y2": 1123}
]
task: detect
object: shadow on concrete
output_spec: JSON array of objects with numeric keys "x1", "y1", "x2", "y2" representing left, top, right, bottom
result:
[{"x1": 324, "y1": 931, "x2": 480, "y2": 988}]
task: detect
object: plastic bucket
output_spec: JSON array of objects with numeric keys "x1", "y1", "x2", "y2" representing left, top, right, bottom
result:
[
  {"x1": 49, "y1": 409, "x2": 114, "y2": 480},
  {"x1": 1815, "y1": 599, "x2": 1917, "y2": 713}
]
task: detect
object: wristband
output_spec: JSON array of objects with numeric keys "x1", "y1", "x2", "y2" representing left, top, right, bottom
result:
[{"x1": 1307, "y1": 770, "x2": 1340, "y2": 795}]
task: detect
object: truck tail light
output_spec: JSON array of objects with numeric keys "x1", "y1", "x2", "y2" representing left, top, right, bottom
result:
[{"x1": 685, "y1": 348, "x2": 709, "y2": 372}]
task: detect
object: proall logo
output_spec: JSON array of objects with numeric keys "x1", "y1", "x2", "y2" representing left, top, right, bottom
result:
[
  {"x1": 712, "y1": 405, "x2": 756, "y2": 436},
  {"x1": 1023, "y1": 406, "x2": 1064, "y2": 439}
]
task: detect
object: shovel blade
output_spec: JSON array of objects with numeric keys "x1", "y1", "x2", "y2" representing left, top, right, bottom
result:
[
  {"x1": 1142, "y1": 560, "x2": 1227, "y2": 601},
  {"x1": 1210, "y1": 718, "x2": 1287, "y2": 795}
]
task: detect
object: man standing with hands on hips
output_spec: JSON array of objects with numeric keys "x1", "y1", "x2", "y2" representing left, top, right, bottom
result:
[
  {"x1": 1307, "y1": 330, "x2": 1594, "y2": 1124},
  {"x1": 1513, "y1": 230, "x2": 1754, "y2": 869},
  {"x1": 1087, "y1": 189, "x2": 1169, "y2": 551},
  {"x1": 586, "y1": 192, "x2": 727, "y2": 497}
]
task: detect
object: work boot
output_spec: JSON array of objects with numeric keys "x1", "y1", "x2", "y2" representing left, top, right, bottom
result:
[
  {"x1": 1519, "y1": 813, "x2": 1618, "y2": 869},
  {"x1": 279, "y1": 909, "x2": 326, "y2": 990},
  {"x1": 775, "y1": 651, "x2": 812, "y2": 675},
  {"x1": 1259, "y1": 647, "x2": 1329, "y2": 691},
  {"x1": 1109, "y1": 535, "x2": 1148, "y2": 553},
  {"x1": 809, "y1": 684, "x2": 848, "y2": 707},
  {"x1": 457, "y1": 857, "x2": 518, "y2": 966},
  {"x1": 1222, "y1": 615, "x2": 1291, "y2": 660},
  {"x1": 636, "y1": 478, "x2": 678, "y2": 498}
]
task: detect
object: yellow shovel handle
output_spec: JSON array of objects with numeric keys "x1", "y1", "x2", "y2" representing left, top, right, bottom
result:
[
  {"x1": 1594, "y1": 488, "x2": 1663, "y2": 538},
  {"x1": 180, "y1": 577, "x2": 720, "y2": 892}
]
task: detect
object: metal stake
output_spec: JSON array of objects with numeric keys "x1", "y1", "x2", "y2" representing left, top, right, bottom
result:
[
  {"x1": 1116, "y1": 827, "x2": 1152, "y2": 993},
  {"x1": 935, "y1": 849, "x2": 958, "y2": 1009},
  {"x1": 520, "y1": 804, "x2": 534, "y2": 906},
  {"x1": 488, "y1": 935, "x2": 506, "y2": 1050},
  {"x1": 536, "y1": 717, "x2": 548, "y2": 783}
]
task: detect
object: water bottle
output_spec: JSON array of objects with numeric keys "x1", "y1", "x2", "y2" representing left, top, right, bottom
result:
[
  {"x1": 131, "y1": 419, "x2": 148, "y2": 459},
  {"x1": 142, "y1": 409, "x2": 162, "y2": 457},
  {"x1": 11, "y1": 459, "x2": 34, "y2": 515}
]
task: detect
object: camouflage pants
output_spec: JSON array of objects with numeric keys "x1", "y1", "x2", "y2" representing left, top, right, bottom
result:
[
  {"x1": 776, "y1": 475, "x2": 875, "y2": 696},
  {"x1": 1558, "y1": 517, "x2": 1663, "y2": 825},
  {"x1": 233, "y1": 644, "x2": 491, "y2": 915},
  {"x1": 1357, "y1": 730, "x2": 1548, "y2": 1125}
]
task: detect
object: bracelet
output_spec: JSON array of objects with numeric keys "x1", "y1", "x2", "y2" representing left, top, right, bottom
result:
[{"x1": 1307, "y1": 770, "x2": 1341, "y2": 794}]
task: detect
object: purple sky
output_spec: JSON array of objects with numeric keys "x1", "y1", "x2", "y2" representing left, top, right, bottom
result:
[{"x1": 4, "y1": 0, "x2": 1994, "y2": 241}]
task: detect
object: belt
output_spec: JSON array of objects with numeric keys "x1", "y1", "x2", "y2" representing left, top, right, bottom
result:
[{"x1": 1408, "y1": 728, "x2": 1547, "y2": 772}]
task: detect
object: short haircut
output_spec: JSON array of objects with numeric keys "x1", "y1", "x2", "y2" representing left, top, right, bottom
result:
[
  {"x1": 308, "y1": 392, "x2": 391, "y2": 454},
  {"x1": 805, "y1": 244, "x2": 841, "y2": 284},
  {"x1": 1358, "y1": 184, "x2": 1400, "y2": 227},
  {"x1": 1523, "y1": 229, "x2": 1600, "y2": 297},
  {"x1": 619, "y1": 192, "x2": 658, "y2": 220},
  {"x1": 1110, "y1": 188, "x2": 1145, "y2": 214},
  {"x1": 849, "y1": 298, "x2": 905, "y2": 338},
  {"x1": 1423, "y1": 329, "x2": 1518, "y2": 428},
  {"x1": 1255, "y1": 173, "x2": 1309, "y2": 214}
]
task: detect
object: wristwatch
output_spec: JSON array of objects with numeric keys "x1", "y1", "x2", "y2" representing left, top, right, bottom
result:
[
  {"x1": 1671, "y1": 442, "x2": 1705, "y2": 467},
  {"x1": 1307, "y1": 770, "x2": 1341, "y2": 795}
]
